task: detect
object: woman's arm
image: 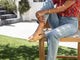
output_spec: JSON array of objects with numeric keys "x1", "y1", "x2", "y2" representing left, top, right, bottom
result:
[
  {"x1": 45, "y1": 0, "x2": 76, "y2": 14},
  {"x1": 37, "y1": 0, "x2": 76, "y2": 17}
]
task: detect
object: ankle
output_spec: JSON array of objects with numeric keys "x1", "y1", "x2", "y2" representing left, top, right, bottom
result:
[
  {"x1": 39, "y1": 20, "x2": 45, "y2": 23},
  {"x1": 39, "y1": 23, "x2": 45, "y2": 27},
  {"x1": 39, "y1": 21, "x2": 45, "y2": 24}
]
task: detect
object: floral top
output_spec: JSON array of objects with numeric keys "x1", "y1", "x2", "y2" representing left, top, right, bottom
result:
[{"x1": 52, "y1": 0, "x2": 80, "y2": 17}]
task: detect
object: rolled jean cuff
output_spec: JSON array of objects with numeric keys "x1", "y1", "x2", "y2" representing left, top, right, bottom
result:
[{"x1": 41, "y1": 1, "x2": 54, "y2": 24}]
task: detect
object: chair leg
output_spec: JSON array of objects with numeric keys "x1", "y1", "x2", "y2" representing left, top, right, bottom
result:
[
  {"x1": 39, "y1": 38, "x2": 45, "y2": 60},
  {"x1": 78, "y1": 42, "x2": 80, "y2": 60}
]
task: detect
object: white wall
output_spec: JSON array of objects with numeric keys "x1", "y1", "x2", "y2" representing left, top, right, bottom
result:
[
  {"x1": 22, "y1": 0, "x2": 44, "y2": 21},
  {"x1": 15, "y1": 0, "x2": 21, "y2": 18}
]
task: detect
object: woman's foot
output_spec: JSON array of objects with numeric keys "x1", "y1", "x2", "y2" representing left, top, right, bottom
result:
[
  {"x1": 28, "y1": 31, "x2": 45, "y2": 42},
  {"x1": 28, "y1": 23, "x2": 45, "y2": 42}
]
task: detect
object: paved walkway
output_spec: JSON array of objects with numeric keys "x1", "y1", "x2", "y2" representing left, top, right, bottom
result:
[{"x1": 0, "y1": 22, "x2": 78, "y2": 49}]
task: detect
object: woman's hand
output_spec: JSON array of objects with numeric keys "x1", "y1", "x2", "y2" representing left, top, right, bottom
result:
[
  {"x1": 36, "y1": 10, "x2": 46, "y2": 22},
  {"x1": 36, "y1": 10, "x2": 45, "y2": 17}
]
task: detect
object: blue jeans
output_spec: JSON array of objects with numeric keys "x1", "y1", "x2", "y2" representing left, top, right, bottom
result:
[{"x1": 41, "y1": 0, "x2": 78, "y2": 60}]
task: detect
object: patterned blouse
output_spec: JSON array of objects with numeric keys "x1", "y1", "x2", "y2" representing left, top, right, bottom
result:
[{"x1": 52, "y1": 0, "x2": 80, "y2": 17}]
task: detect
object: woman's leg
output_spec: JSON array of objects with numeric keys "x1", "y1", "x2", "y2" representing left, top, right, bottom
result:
[
  {"x1": 46, "y1": 17, "x2": 78, "y2": 60},
  {"x1": 42, "y1": 0, "x2": 59, "y2": 29},
  {"x1": 48, "y1": 13, "x2": 59, "y2": 29},
  {"x1": 28, "y1": 0, "x2": 59, "y2": 41}
]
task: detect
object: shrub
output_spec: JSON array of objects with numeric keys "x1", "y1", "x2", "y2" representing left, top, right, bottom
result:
[
  {"x1": 0, "y1": 0, "x2": 17, "y2": 12},
  {"x1": 19, "y1": 0, "x2": 30, "y2": 14}
]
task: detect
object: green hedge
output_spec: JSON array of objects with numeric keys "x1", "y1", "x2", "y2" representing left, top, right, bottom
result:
[
  {"x1": 0, "y1": 0, "x2": 16, "y2": 12},
  {"x1": 0, "y1": 0, "x2": 30, "y2": 14}
]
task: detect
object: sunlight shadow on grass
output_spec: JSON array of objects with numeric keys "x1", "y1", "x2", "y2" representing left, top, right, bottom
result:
[
  {"x1": 0, "y1": 44, "x2": 77, "y2": 60},
  {"x1": 0, "y1": 44, "x2": 39, "y2": 60}
]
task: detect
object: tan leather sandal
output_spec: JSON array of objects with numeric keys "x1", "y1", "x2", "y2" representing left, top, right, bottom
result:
[{"x1": 28, "y1": 34, "x2": 45, "y2": 42}]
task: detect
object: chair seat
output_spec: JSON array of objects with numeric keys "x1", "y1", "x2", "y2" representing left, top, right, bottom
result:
[{"x1": 70, "y1": 30, "x2": 80, "y2": 38}]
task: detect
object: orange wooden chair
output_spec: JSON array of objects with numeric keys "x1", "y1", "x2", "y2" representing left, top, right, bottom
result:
[{"x1": 39, "y1": 16, "x2": 80, "y2": 60}]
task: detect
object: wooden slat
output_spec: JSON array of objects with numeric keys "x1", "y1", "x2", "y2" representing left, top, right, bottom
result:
[
  {"x1": 78, "y1": 14, "x2": 80, "y2": 30},
  {"x1": 78, "y1": 42, "x2": 80, "y2": 60},
  {"x1": 44, "y1": 20, "x2": 50, "y2": 29},
  {"x1": 43, "y1": 37, "x2": 80, "y2": 42},
  {"x1": 57, "y1": 56, "x2": 77, "y2": 59},
  {"x1": 39, "y1": 38, "x2": 45, "y2": 60},
  {"x1": 60, "y1": 37, "x2": 80, "y2": 42},
  {"x1": 45, "y1": 55, "x2": 78, "y2": 59}
]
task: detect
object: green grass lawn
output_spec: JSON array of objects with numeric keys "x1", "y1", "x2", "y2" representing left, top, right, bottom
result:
[{"x1": 0, "y1": 35, "x2": 77, "y2": 60}]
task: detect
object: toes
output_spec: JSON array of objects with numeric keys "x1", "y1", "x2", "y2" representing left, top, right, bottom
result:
[
  {"x1": 28, "y1": 35, "x2": 33, "y2": 40},
  {"x1": 28, "y1": 33, "x2": 44, "y2": 42}
]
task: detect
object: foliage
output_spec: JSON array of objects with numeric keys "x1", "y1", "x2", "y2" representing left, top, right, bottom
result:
[
  {"x1": 0, "y1": 0, "x2": 17, "y2": 12},
  {"x1": 0, "y1": 0, "x2": 30, "y2": 15},
  {"x1": 19, "y1": 0, "x2": 30, "y2": 14},
  {"x1": 0, "y1": 35, "x2": 77, "y2": 60}
]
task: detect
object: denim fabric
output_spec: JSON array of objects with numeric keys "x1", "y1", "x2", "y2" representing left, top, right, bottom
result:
[{"x1": 41, "y1": 0, "x2": 78, "y2": 60}]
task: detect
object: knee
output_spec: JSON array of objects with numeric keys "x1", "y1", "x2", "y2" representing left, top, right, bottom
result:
[
  {"x1": 47, "y1": 31, "x2": 56, "y2": 39},
  {"x1": 47, "y1": 30, "x2": 60, "y2": 40}
]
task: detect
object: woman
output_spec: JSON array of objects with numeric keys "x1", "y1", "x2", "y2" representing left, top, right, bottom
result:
[{"x1": 28, "y1": 0, "x2": 80, "y2": 60}]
